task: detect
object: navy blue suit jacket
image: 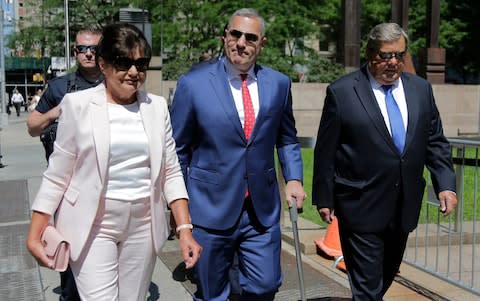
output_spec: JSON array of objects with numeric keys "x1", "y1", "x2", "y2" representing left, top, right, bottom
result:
[
  {"x1": 312, "y1": 66, "x2": 456, "y2": 233},
  {"x1": 171, "y1": 59, "x2": 303, "y2": 230}
]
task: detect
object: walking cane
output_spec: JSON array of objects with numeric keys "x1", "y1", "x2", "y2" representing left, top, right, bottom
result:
[{"x1": 289, "y1": 196, "x2": 307, "y2": 301}]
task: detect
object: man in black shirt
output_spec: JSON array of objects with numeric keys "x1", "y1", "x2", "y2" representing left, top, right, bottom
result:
[{"x1": 27, "y1": 28, "x2": 103, "y2": 159}]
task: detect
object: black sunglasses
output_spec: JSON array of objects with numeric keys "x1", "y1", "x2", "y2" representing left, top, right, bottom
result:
[
  {"x1": 112, "y1": 57, "x2": 150, "y2": 72},
  {"x1": 377, "y1": 51, "x2": 406, "y2": 60},
  {"x1": 75, "y1": 45, "x2": 97, "y2": 54},
  {"x1": 228, "y1": 29, "x2": 259, "y2": 43}
]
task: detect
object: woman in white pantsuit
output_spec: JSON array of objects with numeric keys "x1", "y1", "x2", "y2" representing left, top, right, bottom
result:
[{"x1": 26, "y1": 23, "x2": 202, "y2": 300}]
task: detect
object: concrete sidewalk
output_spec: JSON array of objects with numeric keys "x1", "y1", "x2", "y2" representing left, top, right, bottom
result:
[{"x1": 0, "y1": 114, "x2": 476, "y2": 300}]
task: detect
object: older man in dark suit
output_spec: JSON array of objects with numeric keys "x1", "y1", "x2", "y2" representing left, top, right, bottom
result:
[{"x1": 312, "y1": 23, "x2": 458, "y2": 300}]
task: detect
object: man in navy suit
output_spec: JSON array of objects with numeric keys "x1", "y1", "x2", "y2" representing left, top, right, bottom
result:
[
  {"x1": 171, "y1": 7, "x2": 306, "y2": 301},
  {"x1": 312, "y1": 23, "x2": 458, "y2": 300}
]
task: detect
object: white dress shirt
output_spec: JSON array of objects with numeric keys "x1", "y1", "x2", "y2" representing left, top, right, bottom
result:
[
  {"x1": 368, "y1": 72, "x2": 408, "y2": 135},
  {"x1": 224, "y1": 60, "x2": 260, "y2": 128}
]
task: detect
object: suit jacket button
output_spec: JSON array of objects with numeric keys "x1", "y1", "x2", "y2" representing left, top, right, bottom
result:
[{"x1": 244, "y1": 173, "x2": 248, "y2": 179}]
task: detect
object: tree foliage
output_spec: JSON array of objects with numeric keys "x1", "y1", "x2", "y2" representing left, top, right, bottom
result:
[
  {"x1": 7, "y1": 0, "x2": 479, "y2": 83},
  {"x1": 150, "y1": 0, "x2": 346, "y2": 81},
  {"x1": 441, "y1": 1, "x2": 478, "y2": 83},
  {"x1": 10, "y1": 0, "x2": 149, "y2": 57}
]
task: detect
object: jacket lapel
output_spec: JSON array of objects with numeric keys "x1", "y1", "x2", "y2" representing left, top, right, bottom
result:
[
  {"x1": 354, "y1": 67, "x2": 399, "y2": 153},
  {"x1": 138, "y1": 90, "x2": 162, "y2": 185},
  {"x1": 250, "y1": 65, "x2": 270, "y2": 144},
  {"x1": 90, "y1": 84, "x2": 110, "y2": 184},
  {"x1": 401, "y1": 74, "x2": 419, "y2": 153},
  {"x1": 90, "y1": 87, "x2": 161, "y2": 186},
  {"x1": 209, "y1": 60, "x2": 246, "y2": 141}
]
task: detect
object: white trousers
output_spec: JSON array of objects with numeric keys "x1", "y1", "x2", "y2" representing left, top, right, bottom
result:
[{"x1": 70, "y1": 197, "x2": 156, "y2": 301}]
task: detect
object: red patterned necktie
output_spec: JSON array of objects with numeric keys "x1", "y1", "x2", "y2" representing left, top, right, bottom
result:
[
  {"x1": 241, "y1": 74, "x2": 255, "y2": 198},
  {"x1": 241, "y1": 74, "x2": 255, "y2": 140}
]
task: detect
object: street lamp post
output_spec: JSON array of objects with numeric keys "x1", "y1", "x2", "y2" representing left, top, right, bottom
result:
[
  {"x1": 0, "y1": 1, "x2": 7, "y2": 121},
  {"x1": 64, "y1": 0, "x2": 70, "y2": 70},
  {"x1": 0, "y1": 0, "x2": 7, "y2": 168},
  {"x1": 0, "y1": 0, "x2": 6, "y2": 117}
]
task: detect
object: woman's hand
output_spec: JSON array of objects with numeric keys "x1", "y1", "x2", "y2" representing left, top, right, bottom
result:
[
  {"x1": 169, "y1": 198, "x2": 203, "y2": 269},
  {"x1": 26, "y1": 211, "x2": 53, "y2": 269},
  {"x1": 177, "y1": 229, "x2": 202, "y2": 269}
]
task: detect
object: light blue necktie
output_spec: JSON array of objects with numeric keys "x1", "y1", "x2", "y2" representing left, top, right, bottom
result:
[{"x1": 382, "y1": 85, "x2": 405, "y2": 153}]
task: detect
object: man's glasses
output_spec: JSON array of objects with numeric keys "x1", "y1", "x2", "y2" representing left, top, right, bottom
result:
[
  {"x1": 112, "y1": 57, "x2": 150, "y2": 72},
  {"x1": 377, "y1": 51, "x2": 406, "y2": 60},
  {"x1": 228, "y1": 29, "x2": 260, "y2": 43},
  {"x1": 75, "y1": 45, "x2": 97, "y2": 54}
]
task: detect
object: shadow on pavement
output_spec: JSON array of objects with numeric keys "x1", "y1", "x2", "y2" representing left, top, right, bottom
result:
[{"x1": 172, "y1": 261, "x2": 196, "y2": 283}]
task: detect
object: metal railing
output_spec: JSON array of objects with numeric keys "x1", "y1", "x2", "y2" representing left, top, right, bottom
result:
[
  {"x1": 403, "y1": 137, "x2": 480, "y2": 296},
  {"x1": 298, "y1": 136, "x2": 480, "y2": 296}
]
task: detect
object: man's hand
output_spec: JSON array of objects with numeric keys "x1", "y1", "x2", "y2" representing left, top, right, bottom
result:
[
  {"x1": 318, "y1": 207, "x2": 334, "y2": 224},
  {"x1": 285, "y1": 180, "x2": 307, "y2": 210},
  {"x1": 438, "y1": 190, "x2": 458, "y2": 216}
]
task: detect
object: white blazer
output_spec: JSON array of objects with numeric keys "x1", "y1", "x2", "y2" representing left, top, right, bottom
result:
[{"x1": 31, "y1": 83, "x2": 188, "y2": 261}]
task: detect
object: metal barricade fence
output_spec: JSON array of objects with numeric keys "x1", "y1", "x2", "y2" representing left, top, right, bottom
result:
[
  {"x1": 403, "y1": 138, "x2": 480, "y2": 296},
  {"x1": 296, "y1": 136, "x2": 480, "y2": 296}
]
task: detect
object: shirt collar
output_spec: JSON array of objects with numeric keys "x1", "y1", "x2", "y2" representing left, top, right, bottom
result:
[
  {"x1": 224, "y1": 58, "x2": 256, "y2": 81},
  {"x1": 366, "y1": 68, "x2": 401, "y2": 91}
]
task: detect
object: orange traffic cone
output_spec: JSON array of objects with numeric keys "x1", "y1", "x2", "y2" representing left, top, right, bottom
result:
[
  {"x1": 314, "y1": 216, "x2": 347, "y2": 272},
  {"x1": 314, "y1": 216, "x2": 342, "y2": 257}
]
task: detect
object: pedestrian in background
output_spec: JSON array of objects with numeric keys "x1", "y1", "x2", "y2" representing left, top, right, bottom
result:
[
  {"x1": 28, "y1": 88, "x2": 43, "y2": 112},
  {"x1": 11, "y1": 88, "x2": 24, "y2": 117}
]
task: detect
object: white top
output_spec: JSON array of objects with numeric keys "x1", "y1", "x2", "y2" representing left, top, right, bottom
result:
[
  {"x1": 225, "y1": 60, "x2": 260, "y2": 128},
  {"x1": 105, "y1": 101, "x2": 151, "y2": 201},
  {"x1": 368, "y1": 72, "x2": 408, "y2": 135},
  {"x1": 11, "y1": 92, "x2": 24, "y2": 103}
]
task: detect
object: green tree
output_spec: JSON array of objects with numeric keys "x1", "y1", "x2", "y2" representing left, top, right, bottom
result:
[
  {"x1": 256, "y1": 0, "x2": 327, "y2": 80},
  {"x1": 9, "y1": 0, "x2": 138, "y2": 58},
  {"x1": 8, "y1": 0, "x2": 477, "y2": 83},
  {"x1": 147, "y1": 0, "x2": 229, "y2": 77},
  {"x1": 441, "y1": 1, "x2": 477, "y2": 83},
  {"x1": 152, "y1": 0, "x2": 345, "y2": 82},
  {"x1": 333, "y1": 0, "x2": 474, "y2": 84},
  {"x1": 9, "y1": 0, "x2": 66, "y2": 57}
]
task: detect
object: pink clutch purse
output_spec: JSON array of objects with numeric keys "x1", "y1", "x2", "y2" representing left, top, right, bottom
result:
[{"x1": 41, "y1": 225, "x2": 70, "y2": 272}]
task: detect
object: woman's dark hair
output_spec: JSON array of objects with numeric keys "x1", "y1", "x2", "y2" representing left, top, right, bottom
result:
[{"x1": 96, "y1": 23, "x2": 152, "y2": 65}]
